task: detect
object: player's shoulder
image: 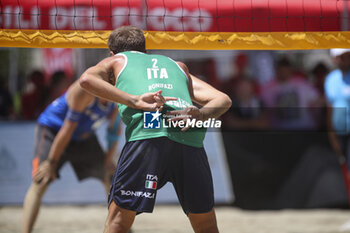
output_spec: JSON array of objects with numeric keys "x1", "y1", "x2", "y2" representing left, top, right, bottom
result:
[
  {"x1": 160, "y1": 57, "x2": 188, "y2": 72},
  {"x1": 67, "y1": 80, "x2": 95, "y2": 102},
  {"x1": 325, "y1": 69, "x2": 342, "y2": 86},
  {"x1": 324, "y1": 69, "x2": 343, "y2": 98},
  {"x1": 96, "y1": 54, "x2": 126, "y2": 67},
  {"x1": 327, "y1": 69, "x2": 341, "y2": 78},
  {"x1": 142, "y1": 53, "x2": 171, "y2": 62}
]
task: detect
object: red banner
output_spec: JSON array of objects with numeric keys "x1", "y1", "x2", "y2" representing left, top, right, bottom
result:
[
  {"x1": 42, "y1": 48, "x2": 74, "y2": 82},
  {"x1": 0, "y1": 0, "x2": 348, "y2": 32}
]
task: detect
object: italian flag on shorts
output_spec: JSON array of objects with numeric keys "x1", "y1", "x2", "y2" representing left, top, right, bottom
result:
[{"x1": 145, "y1": 180, "x2": 157, "y2": 190}]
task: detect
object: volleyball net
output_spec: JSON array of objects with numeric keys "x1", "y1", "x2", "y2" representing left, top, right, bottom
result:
[{"x1": 1, "y1": 0, "x2": 350, "y2": 50}]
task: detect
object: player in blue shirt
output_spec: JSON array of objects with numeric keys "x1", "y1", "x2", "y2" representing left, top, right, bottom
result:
[
  {"x1": 325, "y1": 48, "x2": 350, "y2": 209},
  {"x1": 22, "y1": 77, "x2": 172, "y2": 233}
]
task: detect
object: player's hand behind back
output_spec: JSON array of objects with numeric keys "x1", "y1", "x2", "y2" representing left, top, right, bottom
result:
[
  {"x1": 135, "y1": 90, "x2": 176, "y2": 111},
  {"x1": 166, "y1": 106, "x2": 204, "y2": 132}
]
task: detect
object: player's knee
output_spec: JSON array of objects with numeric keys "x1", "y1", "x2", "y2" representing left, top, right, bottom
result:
[
  {"x1": 191, "y1": 220, "x2": 218, "y2": 233},
  {"x1": 195, "y1": 224, "x2": 219, "y2": 233},
  {"x1": 105, "y1": 217, "x2": 130, "y2": 233},
  {"x1": 189, "y1": 210, "x2": 219, "y2": 233},
  {"x1": 30, "y1": 182, "x2": 49, "y2": 196},
  {"x1": 105, "y1": 204, "x2": 134, "y2": 233}
]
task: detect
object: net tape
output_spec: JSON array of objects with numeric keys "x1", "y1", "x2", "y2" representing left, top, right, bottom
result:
[{"x1": 0, "y1": 0, "x2": 350, "y2": 49}]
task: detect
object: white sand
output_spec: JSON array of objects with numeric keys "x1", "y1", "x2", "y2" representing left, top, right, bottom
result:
[{"x1": 1, "y1": 205, "x2": 350, "y2": 233}]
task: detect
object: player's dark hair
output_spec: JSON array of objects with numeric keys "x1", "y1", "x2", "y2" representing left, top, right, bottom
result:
[{"x1": 108, "y1": 26, "x2": 146, "y2": 54}]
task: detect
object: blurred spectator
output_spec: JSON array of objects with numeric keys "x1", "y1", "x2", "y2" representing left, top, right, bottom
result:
[
  {"x1": 324, "y1": 49, "x2": 350, "y2": 207},
  {"x1": 261, "y1": 57, "x2": 321, "y2": 130},
  {"x1": 221, "y1": 53, "x2": 259, "y2": 99},
  {"x1": 311, "y1": 62, "x2": 330, "y2": 96},
  {"x1": 251, "y1": 51, "x2": 275, "y2": 85},
  {"x1": 0, "y1": 78, "x2": 14, "y2": 120},
  {"x1": 186, "y1": 60, "x2": 210, "y2": 82},
  {"x1": 20, "y1": 71, "x2": 47, "y2": 120},
  {"x1": 203, "y1": 59, "x2": 220, "y2": 88},
  {"x1": 310, "y1": 62, "x2": 330, "y2": 130},
  {"x1": 186, "y1": 59, "x2": 221, "y2": 89},
  {"x1": 222, "y1": 79, "x2": 267, "y2": 130},
  {"x1": 44, "y1": 71, "x2": 69, "y2": 106}
]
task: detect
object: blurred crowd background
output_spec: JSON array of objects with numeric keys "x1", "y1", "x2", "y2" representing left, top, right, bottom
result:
[
  {"x1": 1, "y1": 48, "x2": 348, "y2": 210},
  {"x1": 0, "y1": 48, "x2": 332, "y2": 128}
]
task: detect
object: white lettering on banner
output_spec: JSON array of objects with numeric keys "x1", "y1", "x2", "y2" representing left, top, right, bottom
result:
[
  {"x1": 5, "y1": 7, "x2": 39, "y2": 28},
  {"x1": 30, "y1": 8, "x2": 40, "y2": 29},
  {"x1": 18, "y1": 8, "x2": 30, "y2": 28},
  {"x1": 112, "y1": 7, "x2": 212, "y2": 31},
  {"x1": 112, "y1": 8, "x2": 128, "y2": 27},
  {"x1": 148, "y1": 7, "x2": 165, "y2": 30},
  {"x1": 165, "y1": 9, "x2": 190, "y2": 31},
  {"x1": 120, "y1": 190, "x2": 155, "y2": 199},
  {"x1": 112, "y1": 8, "x2": 146, "y2": 28},
  {"x1": 3, "y1": 7, "x2": 12, "y2": 28},
  {"x1": 13, "y1": 7, "x2": 20, "y2": 28},
  {"x1": 190, "y1": 9, "x2": 212, "y2": 31},
  {"x1": 50, "y1": 7, "x2": 66, "y2": 29},
  {"x1": 2, "y1": 6, "x2": 212, "y2": 31},
  {"x1": 129, "y1": 8, "x2": 146, "y2": 28},
  {"x1": 148, "y1": 8, "x2": 212, "y2": 31},
  {"x1": 49, "y1": 7, "x2": 106, "y2": 30}
]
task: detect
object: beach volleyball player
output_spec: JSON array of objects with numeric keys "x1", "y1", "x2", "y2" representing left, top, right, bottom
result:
[
  {"x1": 79, "y1": 26, "x2": 231, "y2": 233},
  {"x1": 21, "y1": 68, "x2": 171, "y2": 232}
]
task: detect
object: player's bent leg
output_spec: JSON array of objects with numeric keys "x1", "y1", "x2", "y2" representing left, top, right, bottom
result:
[
  {"x1": 188, "y1": 209, "x2": 219, "y2": 233},
  {"x1": 103, "y1": 201, "x2": 136, "y2": 233},
  {"x1": 22, "y1": 182, "x2": 49, "y2": 233}
]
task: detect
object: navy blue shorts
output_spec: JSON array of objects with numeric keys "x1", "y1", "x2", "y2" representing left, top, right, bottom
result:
[
  {"x1": 108, "y1": 137, "x2": 214, "y2": 215},
  {"x1": 33, "y1": 125, "x2": 106, "y2": 181}
]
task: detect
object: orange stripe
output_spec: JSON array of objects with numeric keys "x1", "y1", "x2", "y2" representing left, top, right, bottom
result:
[
  {"x1": 0, "y1": 29, "x2": 350, "y2": 49},
  {"x1": 32, "y1": 157, "x2": 40, "y2": 178}
]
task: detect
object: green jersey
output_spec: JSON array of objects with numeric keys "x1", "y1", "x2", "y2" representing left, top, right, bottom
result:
[{"x1": 115, "y1": 51, "x2": 206, "y2": 147}]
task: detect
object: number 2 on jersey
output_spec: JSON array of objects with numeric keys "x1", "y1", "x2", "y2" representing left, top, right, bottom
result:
[{"x1": 147, "y1": 58, "x2": 168, "y2": 80}]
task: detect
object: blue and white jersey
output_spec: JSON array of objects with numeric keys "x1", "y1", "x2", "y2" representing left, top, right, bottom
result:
[
  {"x1": 38, "y1": 93, "x2": 115, "y2": 141},
  {"x1": 324, "y1": 69, "x2": 350, "y2": 134}
]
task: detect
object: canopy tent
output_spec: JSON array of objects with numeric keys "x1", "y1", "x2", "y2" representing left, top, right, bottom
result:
[{"x1": 0, "y1": 0, "x2": 349, "y2": 49}]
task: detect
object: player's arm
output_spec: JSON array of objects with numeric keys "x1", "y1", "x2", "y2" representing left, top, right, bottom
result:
[
  {"x1": 33, "y1": 83, "x2": 94, "y2": 185},
  {"x1": 169, "y1": 62, "x2": 231, "y2": 120},
  {"x1": 105, "y1": 106, "x2": 121, "y2": 173},
  {"x1": 79, "y1": 56, "x2": 175, "y2": 111},
  {"x1": 189, "y1": 73, "x2": 232, "y2": 120},
  {"x1": 324, "y1": 74, "x2": 345, "y2": 158},
  {"x1": 326, "y1": 104, "x2": 344, "y2": 156},
  {"x1": 167, "y1": 62, "x2": 231, "y2": 131}
]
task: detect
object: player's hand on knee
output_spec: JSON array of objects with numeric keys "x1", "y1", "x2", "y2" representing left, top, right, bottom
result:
[{"x1": 33, "y1": 160, "x2": 57, "y2": 185}]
